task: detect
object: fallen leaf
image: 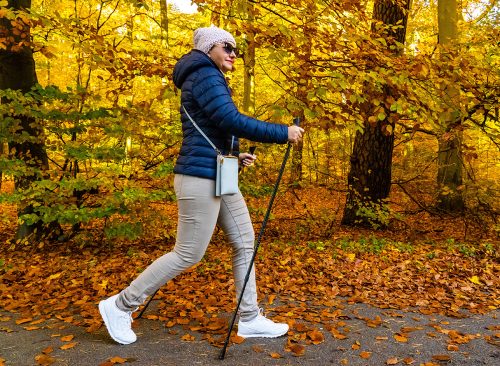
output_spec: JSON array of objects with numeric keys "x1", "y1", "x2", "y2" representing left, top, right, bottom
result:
[
  {"x1": 109, "y1": 356, "x2": 127, "y2": 364},
  {"x1": 360, "y1": 351, "x2": 372, "y2": 359},
  {"x1": 252, "y1": 345, "x2": 264, "y2": 353},
  {"x1": 307, "y1": 328, "x2": 325, "y2": 344},
  {"x1": 295, "y1": 323, "x2": 309, "y2": 332},
  {"x1": 205, "y1": 318, "x2": 225, "y2": 331},
  {"x1": 394, "y1": 333, "x2": 408, "y2": 343},
  {"x1": 366, "y1": 316, "x2": 382, "y2": 328},
  {"x1": 403, "y1": 357, "x2": 415, "y2": 364},
  {"x1": 48, "y1": 272, "x2": 62, "y2": 281},
  {"x1": 35, "y1": 354, "x2": 56, "y2": 365},
  {"x1": 61, "y1": 335, "x2": 74, "y2": 342},
  {"x1": 176, "y1": 317, "x2": 190, "y2": 325},
  {"x1": 386, "y1": 357, "x2": 399, "y2": 365},
  {"x1": 331, "y1": 328, "x2": 348, "y2": 340},
  {"x1": 340, "y1": 359, "x2": 348, "y2": 365},
  {"x1": 16, "y1": 318, "x2": 33, "y2": 325},
  {"x1": 401, "y1": 327, "x2": 422, "y2": 333},
  {"x1": 60, "y1": 342, "x2": 77, "y2": 350},
  {"x1": 42, "y1": 346, "x2": 53, "y2": 354},
  {"x1": 289, "y1": 344, "x2": 305, "y2": 356},
  {"x1": 268, "y1": 294, "x2": 276, "y2": 304},
  {"x1": 346, "y1": 253, "x2": 356, "y2": 261},
  {"x1": 270, "y1": 352, "x2": 282, "y2": 359},
  {"x1": 352, "y1": 341, "x2": 361, "y2": 350},
  {"x1": 447, "y1": 344, "x2": 459, "y2": 351},
  {"x1": 190, "y1": 310, "x2": 204, "y2": 319},
  {"x1": 432, "y1": 354, "x2": 451, "y2": 361},
  {"x1": 469, "y1": 276, "x2": 481, "y2": 285},
  {"x1": 181, "y1": 334, "x2": 195, "y2": 341},
  {"x1": 231, "y1": 335, "x2": 245, "y2": 344},
  {"x1": 25, "y1": 326, "x2": 40, "y2": 331}
]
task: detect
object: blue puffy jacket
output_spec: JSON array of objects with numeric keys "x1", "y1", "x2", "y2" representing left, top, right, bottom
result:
[{"x1": 172, "y1": 50, "x2": 289, "y2": 180}]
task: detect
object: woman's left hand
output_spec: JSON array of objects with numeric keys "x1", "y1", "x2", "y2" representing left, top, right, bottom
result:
[{"x1": 239, "y1": 152, "x2": 257, "y2": 167}]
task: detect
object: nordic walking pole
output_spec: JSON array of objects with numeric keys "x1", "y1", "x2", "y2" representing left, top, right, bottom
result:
[
  {"x1": 138, "y1": 289, "x2": 159, "y2": 318},
  {"x1": 219, "y1": 117, "x2": 301, "y2": 360}
]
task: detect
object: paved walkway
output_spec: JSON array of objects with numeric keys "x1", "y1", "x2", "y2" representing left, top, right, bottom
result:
[{"x1": 1, "y1": 303, "x2": 499, "y2": 365}]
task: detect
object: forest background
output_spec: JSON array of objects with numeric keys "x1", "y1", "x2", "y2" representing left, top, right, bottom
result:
[{"x1": 0, "y1": 0, "x2": 499, "y2": 361}]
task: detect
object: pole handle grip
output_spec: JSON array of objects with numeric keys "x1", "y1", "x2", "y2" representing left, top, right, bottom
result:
[
  {"x1": 249, "y1": 146, "x2": 257, "y2": 155},
  {"x1": 293, "y1": 117, "x2": 301, "y2": 127}
]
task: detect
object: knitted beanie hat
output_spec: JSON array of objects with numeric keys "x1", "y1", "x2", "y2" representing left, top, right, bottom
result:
[{"x1": 193, "y1": 26, "x2": 236, "y2": 54}]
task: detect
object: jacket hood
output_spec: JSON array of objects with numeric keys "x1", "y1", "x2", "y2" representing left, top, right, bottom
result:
[{"x1": 173, "y1": 50, "x2": 217, "y2": 89}]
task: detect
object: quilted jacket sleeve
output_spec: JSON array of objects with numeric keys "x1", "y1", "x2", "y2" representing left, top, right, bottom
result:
[{"x1": 192, "y1": 68, "x2": 289, "y2": 144}]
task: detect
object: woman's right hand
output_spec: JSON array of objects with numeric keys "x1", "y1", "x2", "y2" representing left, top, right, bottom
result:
[{"x1": 288, "y1": 125, "x2": 304, "y2": 144}]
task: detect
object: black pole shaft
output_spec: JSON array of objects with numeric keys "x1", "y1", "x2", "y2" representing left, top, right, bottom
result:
[
  {"x1": 219, "y1": 117, "x2": 300, "y2": 360},
  {"x1": 138, "y1": 289, "x2": 159, "y2": 319}
]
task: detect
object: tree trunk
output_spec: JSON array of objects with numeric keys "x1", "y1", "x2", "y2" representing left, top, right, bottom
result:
[
  {"x1": 291, "y1": 22, "x2": 314, "y2": 184},
  {"x1": 0, "y1": 142, "x2": 7, "y2": 191},
  {"x1": 0, "y1": 0, "x2": 53, "y2": 239},
  {"x1": 242, "y1": 1, "x2": 255, "y2": 114},
  {"x1": 341, "y1": 0, "x2": 411, "y2": 227},
  {"x1": 436, "y1": 0, "x2": 464, "y2": 212},
  {"x1": 159, "y1": 0, "x2": 169, "y2": 46}
]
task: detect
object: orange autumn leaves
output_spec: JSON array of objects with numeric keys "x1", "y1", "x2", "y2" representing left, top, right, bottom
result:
[
  {"x1": 34, "y1": 335, "x2": 76, "y2": 365},
  {"x1": 0, "y1": 186, "x2": 498, "y2": 364}
]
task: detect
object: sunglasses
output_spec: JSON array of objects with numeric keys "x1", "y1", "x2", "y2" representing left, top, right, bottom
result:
[{"x1": 222, "y1": 42, "x2": 239, "y2": 57}]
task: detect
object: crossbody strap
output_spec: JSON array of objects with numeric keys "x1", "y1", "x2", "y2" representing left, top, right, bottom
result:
[
  {"x1": 182, "y1": 105, "x2": 236, "y2": 156},
  {"x1": 182, "y1": 105, "x2": 221, "y2": 155}
]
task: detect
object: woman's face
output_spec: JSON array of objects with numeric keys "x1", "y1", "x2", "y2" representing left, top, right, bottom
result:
[{"x1": 208, "y1": 43, "x2": 237, "y2": 73}]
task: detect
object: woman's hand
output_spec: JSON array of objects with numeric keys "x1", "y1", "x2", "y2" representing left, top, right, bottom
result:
[
  {"x1": 288, "y1": 125, "x2": 304, "y2": 144},
  {"x1": 239, "y1": 152, "x2": 257, "y2": 167}
]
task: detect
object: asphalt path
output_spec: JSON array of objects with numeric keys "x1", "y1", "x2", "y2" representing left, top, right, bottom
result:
[{"x1": 1, "y1": 302, "x2": 498, "y2": 365}]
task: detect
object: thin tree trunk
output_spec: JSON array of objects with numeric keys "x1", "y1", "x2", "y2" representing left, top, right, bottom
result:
[
  {"x1": 0, "y1": 0, "x2": 54, "y2": 239},
  {"x1": 0, "y1": 142, "x2": 7, "y2": 191},
  {"x1": 159, "y1": 0, "x2": 169, "y2": 46},
  {"x1": 436, "y1": 0, "x2": 464, "y2": 212},
  {"x1": 291, "y1": 21, "x2": 314, "y2": 183},
  {"x1": 243, "y1": 1, "x2": 255, "y2": 114},
  {"x1": 342, "y1": 0, "x2": 411, "y2": 227}
]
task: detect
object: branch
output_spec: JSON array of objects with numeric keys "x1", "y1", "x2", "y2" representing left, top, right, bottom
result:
[
  {"x1": 396, "y1": 121, "x2": 436, "y2": 137},
  {"x1": 467, "y1": 0, "x2": 498, "y2": 24},
  {"x1": 247, "y1": 0, "x2": 299, "y2": 25},
  {"x1": 394, "y1": 181, "x2": 441, "y2": 217},
  {"x1": 97, "y1": 0, "x2": 121, "y2": 32}
]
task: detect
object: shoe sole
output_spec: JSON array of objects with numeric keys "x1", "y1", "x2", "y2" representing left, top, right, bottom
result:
[
  {"x1": 237, "y1": 330, "x2": 288, "y2": 338},
  {"x1": 99, "y1": 301, "x2": 135, "y2": 345}
]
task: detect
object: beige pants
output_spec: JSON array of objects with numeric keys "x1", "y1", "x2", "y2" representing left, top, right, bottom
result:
[{"x1": 116, "y1": 174, "x2": 259, "y2": 321}]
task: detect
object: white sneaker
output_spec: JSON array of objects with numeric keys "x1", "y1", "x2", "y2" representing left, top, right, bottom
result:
[
  {"x1": 99, "y1": 294, "x2": 137, "y2": 345},
  {"x1": 237, "y1": 310, "x2": 289, "y2": 338}
]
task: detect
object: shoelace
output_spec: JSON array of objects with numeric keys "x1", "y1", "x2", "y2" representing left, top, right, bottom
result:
[
  {"x1": 117, "y1": 311, "x2": 133, "y2": 330},
  {"x1": 258, "y1": 308, "x2": 272, "y2": 322}
]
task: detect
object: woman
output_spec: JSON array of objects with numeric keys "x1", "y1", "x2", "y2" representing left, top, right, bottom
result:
[{"x1": 99, "y1": 26, "x2": 304, "y2": 345}]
